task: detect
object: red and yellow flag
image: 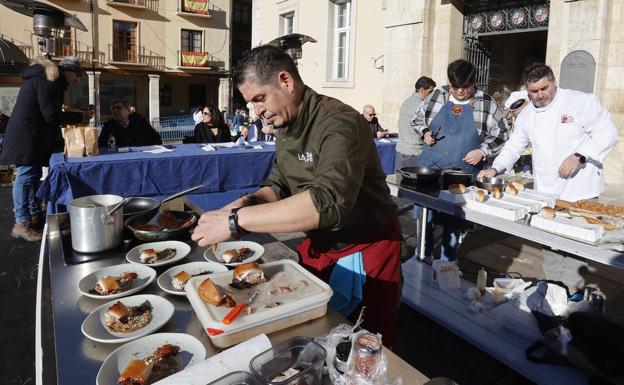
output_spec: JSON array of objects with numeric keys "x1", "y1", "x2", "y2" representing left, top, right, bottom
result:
[
  {"x1": 183, "y1": 0, "x2": 209, "y2": 15},
  {"x1": 181, "y1": 51, "x2": 209, "y2": 67}
]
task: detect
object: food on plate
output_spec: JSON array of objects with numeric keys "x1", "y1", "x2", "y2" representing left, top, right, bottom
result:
[
  {"x1": 172, "y1": 271, "x2": 191, "y2": 291},
  {"x1": 198, "y1": 278, "x2": 236, "y2": 307},
  {"x1": 231, "y1": 262, "x2": 266, "y2": 289},
  {"x1": 117, "y1": 359, "x2": 155, "y2": 385},
  {"x1": 265, "y1": 301, "x2": 281, "y2": 308},
  {"x1": 505, "y1": 183, "x2": 518, "y2": 196},
  {"x1": 105, "y1": 300, "x2": 153, "y2": 333},
  {"x1": 538, "y1": 207, "x2": 555, "y2": 219},
  {"x1": 492, "y1": 186, "x2": 502, "y2": 199},
  {"x1": 448, "y1": 184, "x2": 466, "y2": 194},
  {"x1": 219, "y1": 247, "x2": 253, "y2": 263},
  {"x1": 117, "y1": 344, "x2": 181, "y2": 385},
  {"x1": 475, "y1": 190, "x2": 486, "y2": 202},
  {"x1": 172, "y1": 270, "x2": 213, "y2": 291},
  {"x1": 140, "y1": 248, "x2": 177, "y2": 264},
  {"x1": 90, "y1": 272, "x2": 138, "y2": 296},
  {"x1": 272, "y1": 368, "x2": 301, "y2": 382},
  {"x1": 131, "y1": 211, "x2": 194, "y2": 231},
  {"x1": 511, "y1": 181, "x2": 525, "y2": 191}
]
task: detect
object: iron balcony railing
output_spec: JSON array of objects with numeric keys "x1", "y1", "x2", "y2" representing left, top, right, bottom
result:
[
  {"x1": 108, "y1": 44, "x2": 165, "y2": 69},
  {"x1": 107, "y1": 0, "x2": 147, "y2": 7}
]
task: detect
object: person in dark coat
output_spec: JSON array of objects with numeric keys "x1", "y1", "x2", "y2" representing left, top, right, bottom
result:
[
  {"x1": 98, "y1": 100, "x2": 162, "y2": 148},
  {"x1": 0, "y1": 57, "x2": 88, "y2": 241},
  {"x1": 194, "y1": 105, "x2": 231, "y2": 143}
]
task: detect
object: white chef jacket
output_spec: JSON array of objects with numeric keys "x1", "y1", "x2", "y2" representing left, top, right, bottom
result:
[{"x1": 492, "y1": 88, "x2": 617, "y2": 201}]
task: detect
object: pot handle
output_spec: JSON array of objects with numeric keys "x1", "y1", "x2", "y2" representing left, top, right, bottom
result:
[
  {"x1": 398, "y1": 169, "x2": 410, "y2": 179},
  {"x1": 100, "y1": 198, "x2": 128, "y2": 225}
]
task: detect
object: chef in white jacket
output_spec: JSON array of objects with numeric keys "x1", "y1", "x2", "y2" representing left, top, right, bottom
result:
[
  {"x1": 480, "y1": 64, "x2": 617, "y2": 200},
  {"x1": 479, "y1": 63, "x2": 617, "y2": 294}
]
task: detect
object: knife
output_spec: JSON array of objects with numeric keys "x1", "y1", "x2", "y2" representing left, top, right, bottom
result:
[{"x1": 222, "y1": 291, "x2": 258, "y2": 325}]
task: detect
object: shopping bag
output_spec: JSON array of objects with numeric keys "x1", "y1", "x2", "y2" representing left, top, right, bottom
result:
[{"x1": 62, "y1": 125, "x2": 85, "y2": 157}]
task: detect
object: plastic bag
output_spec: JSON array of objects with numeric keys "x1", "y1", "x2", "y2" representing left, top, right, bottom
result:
[{"x1": 321, "y1": 311, "x2": 401, "y2": 385}]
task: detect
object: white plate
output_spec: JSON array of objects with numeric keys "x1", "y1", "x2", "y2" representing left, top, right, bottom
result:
[
  {"x1": 126, "y1": 241, "x2": 191, "y2": 267},
  {"x1": 96, "y1": 332, "x2": 206, "y2": 385},
  {"x1": 203, "y1": 241, "x2": 264, "y2": 266},
  {"x1": 157, "y1": 261, "x2": 228, "y2": 296},
  {"x1": 81, "y1": 294, "x2": 175, "y2": 344},
  {"x1": 78, "y1": 263, "x2": 157, "y2": 300}
]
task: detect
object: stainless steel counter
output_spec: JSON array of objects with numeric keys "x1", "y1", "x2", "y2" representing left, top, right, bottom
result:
[{"x1": 38, "y1": 212, "x2": 428, "y2": 385}]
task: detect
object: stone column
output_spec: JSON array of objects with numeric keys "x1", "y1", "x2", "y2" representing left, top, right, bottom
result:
[
  {"x1": 148, "y1": 74, "x2": 160, "y2": 122},
  {"x1": 86, "y1": 71, "x2": 101, "y2": 124},
  {"x1": 218, "y1": 77, "x2": 232, "y2": 112}
]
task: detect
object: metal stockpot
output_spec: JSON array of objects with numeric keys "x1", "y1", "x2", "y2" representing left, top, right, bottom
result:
[{"x1": 69, "y1": 194, "x2": 124, "y2": 253}]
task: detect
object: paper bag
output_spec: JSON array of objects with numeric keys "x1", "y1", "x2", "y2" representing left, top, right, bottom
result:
[
  {"x1": 431, "y1": 259, "x2": 461, "y2": 290},
  {"x1": 62, "y1": 125, "x2": 85, "y2": 157},
  {"x1": 83, "y1": 126, "x2": 99, "y2": 156}
]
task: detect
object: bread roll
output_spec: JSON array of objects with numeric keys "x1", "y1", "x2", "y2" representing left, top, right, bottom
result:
[
  {"x1": 448, "y1": 184, "x2": 466, "y2": 194},
  {"x1": 511, "y1": 181, "x2": 525, "y2": 191},
  {"x1": 475, "y1": 190, "x2": 486, "y2": 202},
  {"x1": 505, "y1": 183, "x2": 518, "y2": 196},
  {"x1": 539, "y1": 207, "x2": 555, "y2": 219},
  {"x1": 492, "y1": 187, "x2": 502, "y2": 199}
]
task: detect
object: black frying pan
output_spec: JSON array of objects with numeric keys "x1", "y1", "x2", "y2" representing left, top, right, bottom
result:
[
  {"x1": 122, "y1": 197, "x2": 160, "y2": 219},
  {"x1": 399, "y1": 166, "x2": 441, "y2": 182}
]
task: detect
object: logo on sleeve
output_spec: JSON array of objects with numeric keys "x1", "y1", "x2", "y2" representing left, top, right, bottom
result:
[
  {"x1": 298, "y1": 152, "x2": 313, "y2": 163},
  {"x1": 560, "y1": 114, "x2": 575, "y2": 124}
]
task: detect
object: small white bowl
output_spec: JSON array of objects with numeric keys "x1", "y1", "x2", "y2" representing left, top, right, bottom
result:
[{"x1": 203, "y1": 241, "x2": 264, "y2": 266}]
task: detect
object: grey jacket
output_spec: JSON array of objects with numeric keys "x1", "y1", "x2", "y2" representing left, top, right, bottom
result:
[{"x1": 396, "y1": 93, "x2": 423, "y2": 155}]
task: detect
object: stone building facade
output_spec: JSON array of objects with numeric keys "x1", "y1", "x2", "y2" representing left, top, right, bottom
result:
[{"x1": 252, "y1": 0, "x2": 623, "y2": 185}]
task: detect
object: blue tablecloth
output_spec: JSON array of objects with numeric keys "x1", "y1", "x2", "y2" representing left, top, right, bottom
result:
[{"x1": 38, "y1": 140, "x2": 396, "y2": 213}]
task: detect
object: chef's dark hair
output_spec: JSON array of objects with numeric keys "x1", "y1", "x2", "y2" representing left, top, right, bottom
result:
[
  {"x1": 447, "y1": 59, "x2": 477, "y2": 87},
  {"x1": 415, "y1": 76, "x2": 436, "y2": 91},
  {"x1": 524, "y1": 63, "x2": 555, "y2": 85},
  {"x1": 110, "y1": 100, "x2": 130, "y2": 110},
  {"x1": 233, "y1": 45, "x2": 302, "y2": 87}
]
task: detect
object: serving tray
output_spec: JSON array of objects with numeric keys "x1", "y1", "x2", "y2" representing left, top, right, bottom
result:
[{"x1": 185, "y1": 259, "x2": 333, "y2": 348}]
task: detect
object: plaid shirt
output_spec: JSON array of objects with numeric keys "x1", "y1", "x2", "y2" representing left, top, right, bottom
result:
[{"x1": 410, "y1": 86, "x2": 508, "y2": 158}]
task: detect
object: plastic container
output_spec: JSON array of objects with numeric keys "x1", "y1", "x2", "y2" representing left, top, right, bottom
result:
[
  {"x1": 249, "y1": 336, "x2": 326, "y2": 385},
  {"x1": 208, "y1": 371, "x2": 265, "y2": 385}
]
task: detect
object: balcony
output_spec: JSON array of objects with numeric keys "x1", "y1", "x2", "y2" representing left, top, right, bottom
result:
[
  {"x1": 108, "y1": 44, "x2": 165, "y2": 70},
  {"x1": 107, "y1": 0, "x2": 148, "y2": 10},
  {"x1": 176, "y1": 0, "x2": 211, "y2": 19},
  {"x1": 176, "y1": 50, "x2": 224, "y2": 71}
]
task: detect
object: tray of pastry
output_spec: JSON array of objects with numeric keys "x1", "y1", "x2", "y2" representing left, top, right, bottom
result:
[
  {"x1": 530, "y1": 208, "x2": 605, "y2": 243},
  {"x1": 185, "y1": 259, "x2": 332, "y2": 348}
]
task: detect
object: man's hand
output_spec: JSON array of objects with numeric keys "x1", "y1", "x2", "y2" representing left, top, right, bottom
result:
[
  {"x1": 82, "y1": 110, "x2": 94, "y2": 121},
  {"x1": 423, "y1": 131, "x2": 437, "y2": 145},
  {"x1": 559, "y1": 154, "x2": 582, "y2": 178},
  {"x1": 191, "y1": 209, "x2": 232, "y2": 247},
  {"x1": 463, "y1": 149, "x2": 484, "y2": 165},
  {"x1": 376, "y1": 130, "x2": 390, "y2": 139},
  {"x1": 477, "y1": 168, "x2": 497, "y2": 179}
]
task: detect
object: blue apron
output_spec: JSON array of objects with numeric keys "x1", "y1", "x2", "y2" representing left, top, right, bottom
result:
[{"x1": 419, "y1": 101, "x2": 482, "y2": 175}]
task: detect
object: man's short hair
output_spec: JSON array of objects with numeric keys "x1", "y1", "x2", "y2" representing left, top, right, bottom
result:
[
  {"x1": 447, "y1": 59, "x2": 477, "y2": 87},
  {"x1": 524, "y1": 63, "x2": 555, "y2": 85},
  {"x1": 110, "y1": 100, "x2": 130, "y2": 109},
  {"x1": 232, "y1": 45, "x2": 302, "y2": 87},
  {"x1": 415, "y1": 76, "x2": 436, "y2": 91}
]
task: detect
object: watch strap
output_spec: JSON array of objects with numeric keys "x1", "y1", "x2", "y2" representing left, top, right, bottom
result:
[
  {"x1": 228, "y1": 207, "x2": 248, "y2": 240},
  {"x1": 574, "y1": 152, "x2": 586, "y2": 164}
]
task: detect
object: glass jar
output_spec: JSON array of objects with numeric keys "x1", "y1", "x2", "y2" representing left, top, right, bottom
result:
[{"x1": 352, "y1": 333, "x2": 382, "y2": 379}]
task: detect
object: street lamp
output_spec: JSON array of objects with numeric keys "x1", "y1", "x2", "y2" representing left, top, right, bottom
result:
[{"x1": 267, "y1": 33, "x2": 316, "y2": 65}]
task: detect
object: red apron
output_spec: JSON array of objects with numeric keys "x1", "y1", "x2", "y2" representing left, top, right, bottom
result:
[{"x1": 297, "y1": 217, "x2": 401, "y2": 347}]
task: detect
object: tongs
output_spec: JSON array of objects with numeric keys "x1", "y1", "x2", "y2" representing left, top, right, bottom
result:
[
  {"x1": 222, "y1": 291, "x2": 258, "y2": 325},
  {"x1": 431, "y1": 127, "x2": 445, "y2": 142}
]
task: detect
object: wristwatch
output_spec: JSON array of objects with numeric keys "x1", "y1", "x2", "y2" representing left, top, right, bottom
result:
[
  {"x1": 574, "y1": 153, "x2": 586, "y2": 164},
  {"x1": 228, "y1": 207, "x2": 249, "y2": 240}
]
